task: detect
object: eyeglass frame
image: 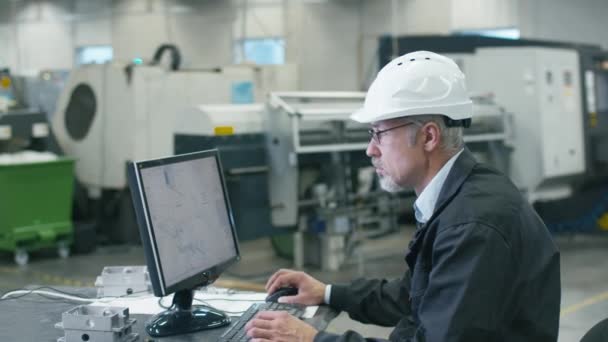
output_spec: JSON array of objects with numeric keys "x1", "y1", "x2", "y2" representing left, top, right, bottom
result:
[{"x1": 368, "y1": 121, "x2": 417, "y2": 144}]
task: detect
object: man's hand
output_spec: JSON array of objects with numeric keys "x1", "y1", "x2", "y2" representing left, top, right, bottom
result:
[
  {"x1": 265, "y1": 269, "x2": 326, "y2": 305},
  {"x1": 245, "y1": 311, "x2": 318, "y2": 342}
]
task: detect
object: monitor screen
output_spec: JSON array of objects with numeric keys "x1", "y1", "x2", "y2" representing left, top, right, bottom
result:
[
  {"x1": 140, "y1": 155, "x2": 238, "y2": 288},
  {"x1": 129, "y1": 149, "x2": 240, "y2": 296},
  {"x1": 128, "y1": 149, "x2": 239, "y2": 337}
]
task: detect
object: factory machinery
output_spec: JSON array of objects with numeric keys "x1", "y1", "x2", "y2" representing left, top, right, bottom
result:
[
  {"x1": 51, "y1": 45, "x2": 298, "y2": 247},
  {"x1": 53, "y1": 38, "x2": 607, "y2": 268},
  {"x1": 0, "y1": 69, "x2": 74, "y2": 265},
  {"x1": 51, "y1": 54, "x2": 510, "y2": 270}
]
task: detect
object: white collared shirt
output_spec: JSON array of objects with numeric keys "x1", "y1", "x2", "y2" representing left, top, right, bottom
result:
[{"x1": 413, "y1": 149, "x2": 464, "y2": 224}]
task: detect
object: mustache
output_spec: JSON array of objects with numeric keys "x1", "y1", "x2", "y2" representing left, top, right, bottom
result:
[{"x1": 371, "y1": 158, "x2": 381, "y2": 168}]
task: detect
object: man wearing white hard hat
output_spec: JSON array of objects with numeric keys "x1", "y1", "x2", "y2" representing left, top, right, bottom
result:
[{"x1": 245, "y1": 51, "x2": 561, "y2": 342}]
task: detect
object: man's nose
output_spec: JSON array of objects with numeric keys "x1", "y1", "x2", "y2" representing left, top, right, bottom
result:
[{"x1": 366, "y1": 140, "x2": 379, "y2": 157}]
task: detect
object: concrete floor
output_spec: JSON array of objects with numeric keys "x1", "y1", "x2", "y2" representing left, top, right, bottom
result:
[{"x1": 1, "y1": 226, "x2": 607, "y2": 341}]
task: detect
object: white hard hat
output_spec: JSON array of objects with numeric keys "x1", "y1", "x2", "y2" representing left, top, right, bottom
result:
[{"x1": 351, "y1": 51, "x2": 473, "y2": 125}]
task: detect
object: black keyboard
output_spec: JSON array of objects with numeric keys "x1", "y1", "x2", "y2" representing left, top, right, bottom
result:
[{"x1": 218, "y1": 302, "x2": 306, "y2": 342}]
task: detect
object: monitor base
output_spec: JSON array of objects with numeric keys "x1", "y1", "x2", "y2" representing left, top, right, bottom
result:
[{"x1": 145, "y1": 304, "x2": 231, "y2": 337}]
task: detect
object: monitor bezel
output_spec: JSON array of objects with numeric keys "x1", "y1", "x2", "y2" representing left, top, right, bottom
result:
[{"x1": 128, "y1": 149, "x2": 241, "y2": 297}]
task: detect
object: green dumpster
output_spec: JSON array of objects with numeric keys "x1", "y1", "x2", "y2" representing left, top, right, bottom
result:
[{"x1": 0, "y1": 157, "x2": 75, "y2": 265}]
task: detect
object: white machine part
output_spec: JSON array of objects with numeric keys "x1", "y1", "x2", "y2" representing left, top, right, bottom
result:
[
  {"x1": 455, "y1": 47, "x2": 585, "y2": 198},
  {"x1": 52, "y1": 63, "x2": 297, "y2": 194},
  {"x1": 175, "y1": 103, "x2": 266, "y2": 136},
  {"x1": 95, "y1": 266, "x2": 152, "y2": 298},
  {"x1": 55, "y1": 305, "x2": 138, "y2": 342},
  {"x1": 266, "y1": 92, "x2": 369, "y2": 227}
]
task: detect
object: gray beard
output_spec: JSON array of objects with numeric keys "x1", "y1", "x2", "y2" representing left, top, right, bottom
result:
[{"x1": 379, "y1": 175, "x2": 406, "y2": 193}]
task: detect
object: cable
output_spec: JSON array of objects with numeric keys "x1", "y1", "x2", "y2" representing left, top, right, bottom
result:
[
  {"x1": 10, "y1": 285, "x2": 87, "y2": 298},
  {"x1": 1, "y1": 285, "x2": 264, "y2": 317},
  {"x1": 0, "y1": 286, "x2": 94, "y2": 302},
  {"x1": 194, "y1": 298, "x2": 248, "y2": 315},
  {"x1": 156, "y1": 286, "x2": 265, "y2": 314},
  {"x1": 16, "y1": 296, "x2": 90, "y2": 306},
  {"x1": 154, "y1": 293, "x2": 260, "y2": 314},
  {"x1": 158, "y1": 296, "x2": 173, "y2": 309},
  {"x1": 0, "y1": 286, "x2": 151, "y2": 304},
  {"x1": 196, "y1": 287, "x2": 266, "y2": 315},
  {"x1": 150, "y1": 44, "x2": 181, "y2": 71},
  {"x1": 93, "y1": 290, "x2": 155, "y2": 303},
  {"x1": 1, "y1": 289, "x2": 94, "y2": 302}
]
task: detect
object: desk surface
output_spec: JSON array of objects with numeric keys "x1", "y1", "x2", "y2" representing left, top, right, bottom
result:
[{"x1": 0, "y1": 287, "x2": 338, "y2": 341}]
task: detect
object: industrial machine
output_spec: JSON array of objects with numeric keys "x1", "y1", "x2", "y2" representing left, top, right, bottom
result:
[
  {"x1": 51, "y1": 41, "x2": 514, "y2": 268},
  {"x1": 452, "y1": 47, "x2": 586, "y2": 201},
  {"x1": 0, "y1": 69, "x2": 17, "y2": 112},
  {"x1": 53, "y1": 63, "x2": 297, "y2": 192},
  {"x1": 0, "y1": 69, "x2": 74, "y2": 265},
  {"x1": 22, "y1": 69, "x2": 70, "y2": 122},
  {"x1": 51, "y1": 46, "x2": 298, "y2": 244},
  {"x1": 265, "y1": 92, "x2": 381, "y2": 270},
  {"x1": 0, "y1": 68, "x2": 55, "y2": 154}
]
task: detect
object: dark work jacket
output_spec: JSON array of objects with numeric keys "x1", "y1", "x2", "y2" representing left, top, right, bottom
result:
[{"x1": 315, "y1": 149, "x2": 561, "y2": 342}]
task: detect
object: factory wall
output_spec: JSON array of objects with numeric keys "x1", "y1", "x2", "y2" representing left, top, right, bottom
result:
[
  {"x1": 285, "y1": 0, "x2": 361, "y2": 91},
  {"x1": 0, "y1": 0, "x2": 607, "y2": 89},
  {"x1": 451, "y1": 0, "x2": 519, "y2": 31},
  {"x1": 0, "y1": 1, "x2": 75, "y2": 75},
  {"x1": 518, "y1": 0, "x2": 608, "y2": 49},
  {"x1": 112, "y1": 0, "x2": 235, "y2": 67},
  {"x1": 0, "y1": 0, "x2": 236, "y2": 75}
]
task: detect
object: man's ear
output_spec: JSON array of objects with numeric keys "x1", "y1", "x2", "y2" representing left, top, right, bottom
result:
[{"x1": 421, "y1": 122, "x2": 441, "y2": 152}]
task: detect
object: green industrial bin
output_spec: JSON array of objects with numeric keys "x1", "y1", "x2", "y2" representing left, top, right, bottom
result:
[{"x1": 0, "y1": 157, "x2": 75, "y2": 265}]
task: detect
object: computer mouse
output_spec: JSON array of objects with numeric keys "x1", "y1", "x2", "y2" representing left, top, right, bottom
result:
[{"x1": 265, "y1": 287, "x2": 298, "y2": 303}]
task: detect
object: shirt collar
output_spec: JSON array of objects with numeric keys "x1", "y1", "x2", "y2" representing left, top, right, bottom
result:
[{"x1": 413, "y1": 149, "x2": 464, "y2": 224}]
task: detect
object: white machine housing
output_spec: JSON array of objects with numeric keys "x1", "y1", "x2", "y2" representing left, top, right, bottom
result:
[
  {"x1": 52, "y1": 63, "x2": 297, "y2": 194},
  {"x1": 175, "y1": 103, "x2": 266, "y2": 137},
  {"x1": 448, "y1": 47, "x2": 585, "y2": 199}
]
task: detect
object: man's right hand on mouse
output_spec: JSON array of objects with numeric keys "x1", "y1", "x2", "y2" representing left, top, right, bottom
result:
[{"x1": 265, "y1": 269, "x2": 326, "y2": 305}]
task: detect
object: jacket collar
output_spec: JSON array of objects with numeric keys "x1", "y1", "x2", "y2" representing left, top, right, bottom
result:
[
  {"x1": 405, "y1": 148, "x2": 477, "y2": 266},
  {"x1": 417, "y1": 148, "x2": 478, "y2": 228},
  {"x1": 414, "y1": 149, "x2": 464, "y2": 224}
]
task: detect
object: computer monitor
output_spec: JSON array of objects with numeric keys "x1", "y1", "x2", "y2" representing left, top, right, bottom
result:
[{"x1": 127, "y1": 149, "x2": 241, "y2": 337}]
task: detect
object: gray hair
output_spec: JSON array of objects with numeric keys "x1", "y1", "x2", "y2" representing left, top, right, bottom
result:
[{"x1": 405, "y1": 114, "x2": 465, "y2": 153}]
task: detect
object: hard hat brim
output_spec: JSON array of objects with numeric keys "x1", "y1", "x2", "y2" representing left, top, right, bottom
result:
[{"x1": 350, "y1": 101, "x2": 473, "y2": 124}]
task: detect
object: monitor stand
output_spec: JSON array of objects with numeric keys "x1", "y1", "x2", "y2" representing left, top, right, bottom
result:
[{"x1": 146, "y1": 289, "x2": 231, "y2": 337}]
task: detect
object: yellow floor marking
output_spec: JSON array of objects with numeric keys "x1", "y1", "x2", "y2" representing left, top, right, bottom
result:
[{"x1": 561, "y1": 290, "x2": 608, "y2": 317}]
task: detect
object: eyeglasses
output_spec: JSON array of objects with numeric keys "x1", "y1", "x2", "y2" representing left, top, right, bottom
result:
[{"x1": 368, "y1": 122, "x2": 416, "y2": 144}]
